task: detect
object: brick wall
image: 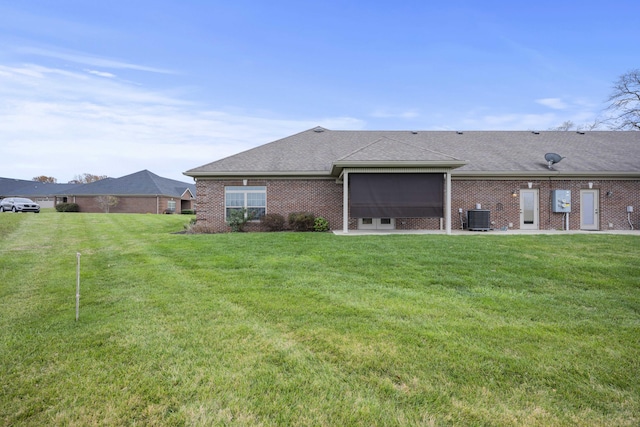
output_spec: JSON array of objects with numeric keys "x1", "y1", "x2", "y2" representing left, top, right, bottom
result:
[
  {"x1": 266, "y1": 180, "x2": 343, "y2": 230},
  {"x1": 195, "y1": 177, "x2": 640, "y2": 232},
  {"x1": 452, "y1": 180, "x2": 521, "y2": 230},
  {"x1": 597, "y1": 180, "x2": 640, "y2": 230},
  {"x1": 452, "y1": 179, "x2": 640, "y2": 231},
  {"x1": 195, "y1": 179, "x2": 343, "y2": 232},
  {"x1": 67, "y1": 195, "x2": 189, "y2": 214}
]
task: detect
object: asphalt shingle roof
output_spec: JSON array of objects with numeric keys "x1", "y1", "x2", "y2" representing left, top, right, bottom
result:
[
  {"x1": 337, "y1": 137, "x2": 462, "y2": 163},
  {"x1": 57, "y1": 170, "x2": 195, "y2": 197},
  {"x1": 0, "y1": 178, "x2": 81, "y2": 197},
  {"x1": 185, "y1": 128, "x2": 640, "y2": 177}
]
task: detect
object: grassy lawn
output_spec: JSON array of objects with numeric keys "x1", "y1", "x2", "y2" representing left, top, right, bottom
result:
[{"x1": 1, "y1": 211, "x2": 639, "y2": 426}]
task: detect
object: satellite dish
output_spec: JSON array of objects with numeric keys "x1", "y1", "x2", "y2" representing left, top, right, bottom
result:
[{"x1": 545, "y1": 153, "x2": 565, "y2": 169}]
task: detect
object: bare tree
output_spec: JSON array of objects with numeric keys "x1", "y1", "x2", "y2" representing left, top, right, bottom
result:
[
  {"x1": 95, "y1": 195, "x2": 119, "y2": 213},
  {"x1": 577, "y1": 118, "x2": 604, "y2": 131},
  {"x1": 606, "y1": 69, "x2": 640, "y2": 130},
  {"x1": 32, "y1": 176, "x2": 57, "y2": 183},
  {"x1": 69, "y1": 173, "x2": 108, "y2": 184},
  {"x1": 549, "y1": 118, "x2": 604, "y2": 132},
  {"x1": 549, "y1": 120, "x2": 575, "y2": 131}
]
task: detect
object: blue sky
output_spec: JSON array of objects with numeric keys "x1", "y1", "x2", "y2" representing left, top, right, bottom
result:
[{"x1": 0, "y1": 1, "x2": 637, "y2": 183}]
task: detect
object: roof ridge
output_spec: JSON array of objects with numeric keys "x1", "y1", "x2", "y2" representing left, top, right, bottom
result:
[
  {"x1": 335, "y1": 137, "x2": 390, "y2": 161},
  {"x1": 337, "y1": 136, "x2": 464, "y2": 162},
  {"x1": 144, "y1": 170, "x2": 196, "y2": 195},
  {"x1": 146, "y1": 170, "x2": 167, "y2": 193},
  {"x1": 386, "y1": 137, "x2": 464, "y2": 161}
]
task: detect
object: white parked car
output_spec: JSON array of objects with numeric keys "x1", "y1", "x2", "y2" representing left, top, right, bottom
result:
[{"x1": 0, "y1": 197, "x2": 40, "y2": 213}]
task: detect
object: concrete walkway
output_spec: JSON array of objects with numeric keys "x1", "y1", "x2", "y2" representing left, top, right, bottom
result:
[{"x1": 333, "y1": 228, "x2": 640, "y2": 236}]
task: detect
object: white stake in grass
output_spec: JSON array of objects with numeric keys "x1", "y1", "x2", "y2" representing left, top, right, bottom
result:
[{"x1": 76, "y1": 252, "x2": 81, "y2": 321}]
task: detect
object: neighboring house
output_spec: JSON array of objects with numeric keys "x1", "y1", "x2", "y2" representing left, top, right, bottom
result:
[
  {"x1": 0, "y1": 178, "x2": 81, "y2": 208},
  {"x1": 185, "y1": 127, "x2": 640, "y2": 233},
  {"x1": 56, "y1": 170, "x2": 196, "y2": 214}
]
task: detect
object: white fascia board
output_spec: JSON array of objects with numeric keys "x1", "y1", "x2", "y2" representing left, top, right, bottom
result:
[
  {"x1": 331, "y1": 160, "x2": 467, "y2": 176},
  {"x1": 185, "y1": 171, "x2": 332, "y2": 179},
  {"x1": 181, "y1": 188, "x2": 195, "y2": 198},
  {"x1": 452, "y1": 171, "x2": 640, "y2": 179}
]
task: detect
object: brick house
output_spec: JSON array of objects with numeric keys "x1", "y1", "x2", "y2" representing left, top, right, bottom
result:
[
  {"x1": 184, "y1": 128, "x2": 640, "y2": 233},
  {"x1": 56, "y1": 170, "x2": 196, "y2": 214},
  {"x1": 0, "y1": 178, "x2": 81, "y2": 208}
]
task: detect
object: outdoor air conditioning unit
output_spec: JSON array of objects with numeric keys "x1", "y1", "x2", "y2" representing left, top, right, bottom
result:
[{"x1": 467, "y1": 209, "x2": 491, "y2": 231}]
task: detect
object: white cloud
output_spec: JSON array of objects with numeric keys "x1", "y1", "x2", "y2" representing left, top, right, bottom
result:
[
  {"x1": 16, "y1": 46, "x2": 173, "y2": 74},
  {"x1": 86, "y1": 69, "x2": 116, "y2": 78},
  {"x1": 536, "y1": 98, "x2": 568, "y2": 110},
  {"x1": 0, "y1": 63, "x2": 364, "y2": 183}
]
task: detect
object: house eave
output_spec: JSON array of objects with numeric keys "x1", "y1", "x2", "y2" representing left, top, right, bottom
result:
[
  {"x1": 55, "y1": 193, "x2": 187, "y2": 198},
  {"x1": 331, "y1": 160, "x2": 468, "y2": 176},
  {"x1": 181, "y1": 188, "x2": 195, "y2": 199},
  {"x1": 184, "y1": 170, "x2": 331, "y2": 179},
  {"x1": 452, "y1": 170, "x2": 640, "y2": 179}
]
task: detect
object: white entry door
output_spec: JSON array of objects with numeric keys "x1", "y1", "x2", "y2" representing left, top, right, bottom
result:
[
  {"x1": 520, "y1": 189, "x2": 539, "y2": 230},
  {"x1": 358, "y1": 218, "x2": 395, "y2": 230},
  {"x1": 580, "y1": 190, "x2": 599, "y2": 230}
]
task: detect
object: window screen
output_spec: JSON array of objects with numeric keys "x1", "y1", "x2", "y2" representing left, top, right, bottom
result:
[{"x1": 349, "y1": 173, "x2": 444, "y2": 218}]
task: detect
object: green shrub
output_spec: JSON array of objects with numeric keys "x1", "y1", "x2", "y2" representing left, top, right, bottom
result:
[
  {"x1": 55, "y1": 203, "x2": 80, "y2": 212},
  {"x1": 183, "y1": 217, "x2": 197, "y2": 232},
  {"x1": 314, "y1": 216, "x2": 329, "y2": 232},
  {"x1": 226, "y1": 209, "x2": 251, "y2": 232},
  {"x1": 181, "y1": 209, "x2": 195, "y2": 215},
  {"x1": 261, "y1": 213, "x2": 285, "y2": 231},
  {"x1": 288, "y1": 212, "x2": 315, "y2": 232}
]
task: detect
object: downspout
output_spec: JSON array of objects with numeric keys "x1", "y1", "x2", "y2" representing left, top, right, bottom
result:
[
  {"x1": 445, "y1": 171, "x2": 452, "y2": 235},
  {"x1": 156, "y1": 196, "x2": 160, "y2": 214},
  {"x1": 343, "y1": 171, "x2": 349, "y2": 233}
]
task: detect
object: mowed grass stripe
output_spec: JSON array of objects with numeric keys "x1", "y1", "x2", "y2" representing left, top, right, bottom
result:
[
  {"x1": 138, "y1": 230, "x2": 424, "y2": 424},
  {"x1": 155, "y1": 231, "x2": 640, "y2": 424},
  {"x1": 0, "y1": 212, "x2": 79, "y2": 324},
  {"x1": 1, "y1": 214, "x2": 371, "y2": 425},
  {"x1": 149, "y1": 231, "x2": 636, "y2": 424}
]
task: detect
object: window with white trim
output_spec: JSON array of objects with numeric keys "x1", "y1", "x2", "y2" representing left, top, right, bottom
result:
[
  {"x1": 167, "y1": 200, "x2": 176, "y2": 212},
  {"x1": 225, "y1": 186, "x2": 266, "y2": 220}
]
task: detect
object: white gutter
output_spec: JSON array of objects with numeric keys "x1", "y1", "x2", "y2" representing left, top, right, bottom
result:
[
  {"x1": 184, "y1": 171, "x2": 331, "y2": 178},
  {"x1": 452, "y1": 171, "x2": 640, "y2": 178},
  {"x1": 332, "y1": 160, "x2": 467, "y2": 176}
]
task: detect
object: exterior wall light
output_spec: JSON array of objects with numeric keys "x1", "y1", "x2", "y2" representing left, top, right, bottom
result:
[
  {"x1": 588, "y1": 182, "x2": 593, "y2": 189},
  {"x1": 512, "y1": 190, "x2": 518, "y2": 197},
  {"x1": 527, "y1": 182, "x2": 533, "y2": 189}
]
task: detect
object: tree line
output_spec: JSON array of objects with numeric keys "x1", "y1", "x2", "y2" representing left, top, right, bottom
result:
[{"x1": 32, "y1": 173, "x2": 109, "y2": 184}]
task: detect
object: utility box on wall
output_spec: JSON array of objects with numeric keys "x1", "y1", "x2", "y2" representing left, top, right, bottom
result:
[{"x1": 552, "y1": 190, "x2": 571, "y2": 213}]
